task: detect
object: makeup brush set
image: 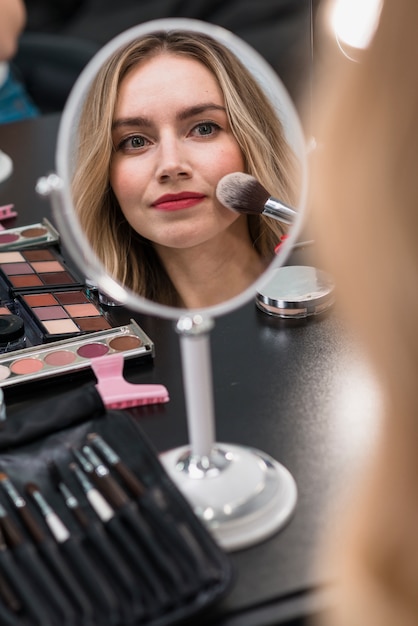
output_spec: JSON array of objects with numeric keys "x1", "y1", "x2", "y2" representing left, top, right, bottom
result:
[{"x1": 0, "y1": 385, "x2": 232, "y2": 625}]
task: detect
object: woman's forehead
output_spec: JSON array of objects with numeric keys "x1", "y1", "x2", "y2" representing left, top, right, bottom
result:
[{"x1": 115, "y1": 53, "x2": 224, "y2": 115}]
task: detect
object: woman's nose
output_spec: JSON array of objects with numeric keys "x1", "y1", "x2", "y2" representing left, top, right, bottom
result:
[{"x1": 155, "y1": 137, "x2": 192, "y2": 182}]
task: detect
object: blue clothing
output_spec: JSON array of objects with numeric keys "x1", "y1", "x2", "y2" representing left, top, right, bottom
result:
[{"x1": 0, "y1": 66, "x2": 39, "y2": 124}]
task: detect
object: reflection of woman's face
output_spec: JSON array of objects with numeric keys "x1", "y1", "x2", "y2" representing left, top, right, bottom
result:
[{"x1": 110, "y1": 52, "x2": 246, "y2": 252}]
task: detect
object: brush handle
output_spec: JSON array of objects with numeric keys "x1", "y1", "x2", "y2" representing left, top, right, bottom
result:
[
  {"x1": 263, "y1": 197, "x2": 297, "y2": 224},
  {"x1": 177, "y1": 316, "x2": 215, "y2": 459}
]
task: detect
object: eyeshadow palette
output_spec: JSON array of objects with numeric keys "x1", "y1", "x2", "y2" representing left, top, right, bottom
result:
[
  {"x1": 0, "y1": 319, "x2": 154, "y2": 387},
  {"x1": 17, "y1": 289, "x2": 113, "y2": 342},
  {"x1": 0, "y1": 218, "x2": 60, "y2": 250},
  {"x1": 0, "y1": 246, "x2": 84, "y2": 296}
]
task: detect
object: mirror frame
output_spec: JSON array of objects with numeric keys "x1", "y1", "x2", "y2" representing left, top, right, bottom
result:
[{"x1": 54, "y1": 17, "x2": 309, "y2": 320}]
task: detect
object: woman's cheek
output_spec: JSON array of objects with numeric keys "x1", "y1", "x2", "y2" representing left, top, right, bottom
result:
[{"x1": 110, "y1": 162, "x2": 140, "y2": 207}]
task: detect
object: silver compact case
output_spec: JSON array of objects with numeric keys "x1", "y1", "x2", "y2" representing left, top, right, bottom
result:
[{"x1": 256, "y1": 265, "x2": 335, "y2": 318}]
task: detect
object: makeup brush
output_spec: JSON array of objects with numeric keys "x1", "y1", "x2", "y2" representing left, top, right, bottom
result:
[
  {"x1": 48, "y1": 461, "x2": 144, "y2": 620},
  {"x1": 216, "y1": 172, "x2": 297, "y2": 224},
  {"x1": 24, "y1": 482, "x2": 120, "y2": 623},
  {"x1": 0, "y1": 521, "x2": 52, "y2": 626},
  {"x1": 73, "y1": 446, "x2": 181, "y2": 591},
  {"x1": 86, "y1": 432, "x2": 218, "y2": 582},
  {"x1": 69, "y1": 461, "x2": 170, "y2": 609}
]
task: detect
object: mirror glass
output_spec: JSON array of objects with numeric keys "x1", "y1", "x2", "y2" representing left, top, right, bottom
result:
[{"x1": 53, "y1": 18, "x2": 308, "y2": 321}]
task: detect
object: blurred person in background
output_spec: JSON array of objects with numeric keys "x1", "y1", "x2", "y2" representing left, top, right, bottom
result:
[
  {"x1": 0, "y1": 0, "x2": 38, "y2": 123},
  {"x1": 311, "y1": 0, "x2": 418, "y2": 624}
]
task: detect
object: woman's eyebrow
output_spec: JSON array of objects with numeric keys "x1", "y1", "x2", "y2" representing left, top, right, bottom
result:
[
  {"x1": 177, "y1": 103, "x2": 226, "y2": 120},
  {"x1": 112, "y1": 116, "x2": 152, "y2": 130},
  {"x1": 112, "y1": 104, "x2": 226, "y2": 130}
]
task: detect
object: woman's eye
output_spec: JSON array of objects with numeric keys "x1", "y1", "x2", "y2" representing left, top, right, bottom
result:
[
  {"x1": 130, "y1": 136, "x2": 146, "y2": 147},
  {"x1": 193, "y1": 122, "x2": 220, "y2": 137},
  {"x1": 117, "y1": 135, "x2": 149, "y2": 150}
]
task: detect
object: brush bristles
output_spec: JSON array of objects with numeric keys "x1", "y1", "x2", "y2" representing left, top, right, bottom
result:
[{"x1": 216, "y1": 172, "x2": 270, "y2": 215}]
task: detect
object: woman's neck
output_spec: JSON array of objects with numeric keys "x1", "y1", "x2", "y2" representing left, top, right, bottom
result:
[{"x1": 154, "y1": 220, "x2": 267, "y2": 309}]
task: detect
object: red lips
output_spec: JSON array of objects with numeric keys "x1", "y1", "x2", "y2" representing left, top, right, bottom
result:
[{"x1": 151, "y1": 192, "x2": 205, "y2": 211}]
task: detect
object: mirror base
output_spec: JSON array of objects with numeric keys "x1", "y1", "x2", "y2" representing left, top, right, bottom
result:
[{"x1": 160, "y1": 443, "x2": 297, "y2": 551}]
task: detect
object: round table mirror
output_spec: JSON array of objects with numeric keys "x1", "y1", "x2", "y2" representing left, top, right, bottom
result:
[{"x1": 38, "y1": 18, "x2": 309, "y2": 550}]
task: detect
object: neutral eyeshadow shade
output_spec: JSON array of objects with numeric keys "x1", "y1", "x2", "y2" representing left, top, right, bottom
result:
[
  {"x1": 10, "y1": 275, "x2": 43, "y2": 287},
  {"x1": 0, "y1": 364, "x2": 10, "y2": 380},
  {"x1": 42, "y1": 319, "x2": 79, "y2": 334},
  {"x1": 77, "y1": 342, "x2": 109, "y2": 358},
  {"x1": 21, "y1": 227, "x2": 47, "y2": 238},
  {"x1": 23, "y1": 249, "x2": 55, "y2": 262},
  {"x1": 3, "y1": 263, "x2": 34, "y2": 275},
  {"x1": 64, "y1": 303, "x2": 100, "y2": 318},
  {"x1": 56, "y1": 291, "x2": 89, "y2": 305},
  {"x1": 11, "y1": 358, "x2": 43, "y2": 374},
  {"x1": 0, "y1": 252, "x2": 24, "y2": 263},
  {"x1": 75, "y1": 317, "x2": 112, "y2": 331},
  {"x1": 33, "y1": 305, "x2": 69, "y2": 321},
  {"x1": 31, "y1": 261, "x2": 63, "y2": 273},
  {"x1": 23, "y1": 293, "x2": 58, "y2": 306},
  {"x1": 41, "y1": 272, "x2": 75, "y2": 285},
  {"x1": 109, "y1": 335, "x2": 142, "y2": 351},
  {"x1": 44, "y1": 350, "x2": 76, "y2": 366}
]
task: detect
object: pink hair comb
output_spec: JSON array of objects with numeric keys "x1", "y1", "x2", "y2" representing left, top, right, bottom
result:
[
  {"x1": 0, "y1": 204, "x2": 18, "y2": 230},
  {"x1": 90, "y1": 352, "x2": 169, "y2": 409}
]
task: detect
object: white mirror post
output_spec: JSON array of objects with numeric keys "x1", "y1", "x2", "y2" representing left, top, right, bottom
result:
[{"x1": 159, "y1": 314, "x2": 297, "y2": 552}]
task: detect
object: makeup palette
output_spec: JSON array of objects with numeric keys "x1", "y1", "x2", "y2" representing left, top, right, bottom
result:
[
  {"x1": 0, "y1": 218, "x2": 60, "y2": 251},
  {"x1": 0, "y1": 246, "x2": 83, "y2": 296},
  {"x1": 0, "y1": 218, "x2": 157, "y2": 386},
  {"x1": 17, "y1": 289, "x2": 113, "y2": 342},
  {"x1": 0, "y1": 319, "x2": 154, "y2": 387}
]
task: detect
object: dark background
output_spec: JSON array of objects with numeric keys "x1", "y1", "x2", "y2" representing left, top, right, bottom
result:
[{"x1": 15, "y1": 0, "x2": 323, "y2": 116}]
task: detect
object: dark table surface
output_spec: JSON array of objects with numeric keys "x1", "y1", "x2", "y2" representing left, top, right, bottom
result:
[{"x1": 0, "y1": 114, "x2": 381, "y2": 625}]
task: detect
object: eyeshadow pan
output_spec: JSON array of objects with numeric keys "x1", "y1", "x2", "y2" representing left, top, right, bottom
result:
[
  {"x1": 0, "y1": 234, "x2": 19, "y2": 244},
  {"x1": 0, "y1": 364, "x2": 10, "y2": 380},
  {"x1": 109, "y1": 335, "x2": 142, "y2": 351},
  {"x1": 23, "y1": 293, "x2": 58, "y2": 307},
  {"x1": 11, "y1": 358, "x2": 43, "y2": 374},
  {"x1": 55, "y1": 291, "x2": 89, "y2": 305},
  {"x1": 23, "y1": 249, "x2": 56, "y2": 262},
  {"x1": 3, "y1": 263, "x2": 34, "y2": 276},
  {"x1": 42, "y1": 319, "x2": 79, "y2": 334},
  {"x1": 75, "y1": 317, "x2": 112, "y2": 332},
  {"x1": 10, "y1": 275, "x2": 43, "y2": 287},
  {"x1": 64, "y1": 303, "x2": 100, "y2": 317},
  {"x1": 0, "y1": 252, "x2": 24, "y2": 263},
  {"x1": 44, "y1": 350, "x2": 76, "y2": 366},
  {"x1": 21, "y1": 227, "x2": 47, "y2": 238},
  {"x1": 77, "y1": 342, "x2": 109, "y2": 358},
  {"x1": 31, "y1": 261, "x2": 64, "y2": 273},
  {"x1": 41, "y1": 272, "x2": 76, "y2": 285},
  {"x1": 33, "y1": 305, "x2": 69, "y2": 321}
]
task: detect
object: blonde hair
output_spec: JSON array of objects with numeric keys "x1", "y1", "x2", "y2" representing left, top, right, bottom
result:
[
  {"x1": 312, "y1": 0, "x2": 418, "y2": 623},
  {"x1": 73, "y1": 29, "x2": 299, "y2": 305}
]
